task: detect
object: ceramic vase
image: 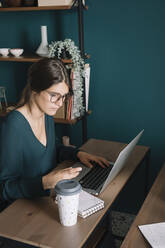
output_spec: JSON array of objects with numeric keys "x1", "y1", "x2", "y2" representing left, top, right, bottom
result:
[{"x1": 36, "y1": 26, "x2": 49, "y2": 57}]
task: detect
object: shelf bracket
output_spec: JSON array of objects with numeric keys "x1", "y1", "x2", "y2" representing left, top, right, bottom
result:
[{"x1": 77, "y1": 0, "x2": 87, "y2": 144}]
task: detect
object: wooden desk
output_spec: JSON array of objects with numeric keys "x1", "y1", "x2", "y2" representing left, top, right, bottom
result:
[
  {"x1": 121, "y1": 163, "x2": 165, "y2": 248},
  {"x1": 0, "y1": 138, "x2": 150, "y2": 248}
]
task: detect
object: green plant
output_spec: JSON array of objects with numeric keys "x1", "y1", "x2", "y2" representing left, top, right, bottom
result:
[{"x1": 48, "y1": 39, "x2": 85, "y2": 118}]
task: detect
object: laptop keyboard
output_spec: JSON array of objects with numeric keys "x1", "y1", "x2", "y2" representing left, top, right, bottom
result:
[{"x1": 79, "y1": 161, "x2": 112, "y2": 190}]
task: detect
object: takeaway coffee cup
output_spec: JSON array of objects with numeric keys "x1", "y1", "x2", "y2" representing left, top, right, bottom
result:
[{"x1": 54, "y1": 179, "x2": 82, "y2": 226}]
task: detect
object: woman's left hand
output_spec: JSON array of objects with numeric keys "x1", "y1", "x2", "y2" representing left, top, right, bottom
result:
[{"x1": 77, "y1": 151, "x2": 110, "y2": 168}]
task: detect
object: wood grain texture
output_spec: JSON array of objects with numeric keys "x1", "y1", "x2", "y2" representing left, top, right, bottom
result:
[
  {"x1": 0, "y1": 139, "x2": 150, "y2": 248},
  {"x1": 0, "y1": 55, "x2": 73, "y2": 63},
  {"x1": 0, "y1": 55, "x2": 89, "y2": 63},
  {"x1": 0, "y1": 6, "x2": 88, "y2": 12},
  {"x1": 121, "y1": 163, "x2": 165, "y2": 248},
  {"x1": 0, "y1": 6, "x2": 72, "y2": 11}
]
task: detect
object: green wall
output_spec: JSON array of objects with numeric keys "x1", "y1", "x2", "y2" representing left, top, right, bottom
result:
[{"x1": 0, "y1": 0, "x2": 164, "y2": 212}]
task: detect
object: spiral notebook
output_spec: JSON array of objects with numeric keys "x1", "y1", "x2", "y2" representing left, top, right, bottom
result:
[{"x1": 78, "y1": 190, "x2": 104, "y2": 218}]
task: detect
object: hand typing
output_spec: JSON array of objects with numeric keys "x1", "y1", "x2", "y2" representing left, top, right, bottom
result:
[{"x1": 77, "y1": 151, "x2": 109, "y2": 168}]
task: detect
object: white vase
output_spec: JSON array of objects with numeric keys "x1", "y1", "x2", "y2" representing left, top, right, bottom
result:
[{"x1": 36, "y1": 25, "x2": 49, "y2": 57}]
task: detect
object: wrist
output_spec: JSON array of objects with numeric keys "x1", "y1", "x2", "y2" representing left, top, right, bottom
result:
[
  {"x1": 77, "y1": 151, "x2": 86, "y2": 160},
  {"x1": 42, "y1": 172, "x2": 62, "y2": 190},
  {"x1": 76, "y1": 150, "x2": 82, "y2": 159},
  {"x1": 42, "y1": 175, "x2": 49, "y2": 190}
]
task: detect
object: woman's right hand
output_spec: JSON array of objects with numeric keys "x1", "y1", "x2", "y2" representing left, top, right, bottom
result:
[{"x1": 42, "y1": 167, "x2": 82, "y2": 190}]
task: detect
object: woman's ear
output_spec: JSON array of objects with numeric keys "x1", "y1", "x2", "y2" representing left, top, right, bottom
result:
[{"x1": 31, "y1": 90, "x2": 38, "y2": 98}]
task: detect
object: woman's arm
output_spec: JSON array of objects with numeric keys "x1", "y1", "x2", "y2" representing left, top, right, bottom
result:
[
  {"x1": 56, "y1": 142, "x2": 109, "y2": 168},
  {"x1": 56, "y1": 144, "x2": 80, "y2": 163}
]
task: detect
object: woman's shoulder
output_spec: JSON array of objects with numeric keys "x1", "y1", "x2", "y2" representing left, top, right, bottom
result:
[
  {"x1": 0, "y1": 111, "x2": 25, "y2": 139},
  {"x1": 4, "y1": 110, "x2": 25, "y2": 129}
]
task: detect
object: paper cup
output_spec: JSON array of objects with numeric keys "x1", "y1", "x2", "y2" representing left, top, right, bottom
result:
[{"x1": 55, "y1": 179, "x2": 81, "y2": 227}]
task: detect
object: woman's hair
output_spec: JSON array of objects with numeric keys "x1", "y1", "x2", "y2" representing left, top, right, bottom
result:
[{"x1": 17, "y1": 58, "x2": 72, "y2": 108}]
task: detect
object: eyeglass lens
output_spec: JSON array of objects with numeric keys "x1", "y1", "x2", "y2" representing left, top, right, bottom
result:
[{"x1": 50, "y1": 93, "x2": 67, "y2": 103}]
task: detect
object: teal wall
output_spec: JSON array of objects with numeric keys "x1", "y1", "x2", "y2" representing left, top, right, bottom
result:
[
  {"x1": 0, "y1": 0, "x2": 164, "y2": 212},
  {"x1": 71, "y1": 0, "x2": 164, "y2": 184}
]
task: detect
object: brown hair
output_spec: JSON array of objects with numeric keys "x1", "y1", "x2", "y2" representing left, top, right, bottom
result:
[{"x1": 16, "y1": 58, "x2": 72, "y2": 109}]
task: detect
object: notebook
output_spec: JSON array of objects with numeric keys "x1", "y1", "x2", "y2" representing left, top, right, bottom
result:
[
  {"x1": 138, "y1": 222, "x2": 165, "y2": 248},
  {"x1": 78, "y1": 190, "x2": 104, "y2": 218},
  {"x1": 73, "y1": 130, "x2": 144, "y2": 195}
]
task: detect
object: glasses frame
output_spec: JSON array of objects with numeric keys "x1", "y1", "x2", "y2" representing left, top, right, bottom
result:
[{"x1": 46, "y1": 91, "x2": 71, "y2": 104}]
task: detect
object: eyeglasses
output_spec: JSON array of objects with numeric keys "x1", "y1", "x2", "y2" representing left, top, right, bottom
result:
[{"x1": 46, "y1": 91, "x2": 71, "y2": 103}]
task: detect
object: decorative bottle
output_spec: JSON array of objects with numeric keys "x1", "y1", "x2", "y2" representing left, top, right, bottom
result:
[{"x1": 36, "y1": 25, "x2": 49, "y2": 57}]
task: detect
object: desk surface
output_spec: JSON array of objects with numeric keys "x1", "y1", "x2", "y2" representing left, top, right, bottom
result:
[
  {"x1": 121, "y1": 163, "x2": 165, "y2": 248},
  {"x1": 0, "y1": 138, "x2": 149, "y2": 248}
]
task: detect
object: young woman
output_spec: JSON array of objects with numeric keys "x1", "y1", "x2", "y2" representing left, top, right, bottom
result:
[{"x1": 0, "y1": 58, "x2": 109, "y2": 208}]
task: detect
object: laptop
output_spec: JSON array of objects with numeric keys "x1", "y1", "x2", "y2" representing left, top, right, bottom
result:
[{"x1": 73, "y1": 130, "x2": 144, "y2": 195}]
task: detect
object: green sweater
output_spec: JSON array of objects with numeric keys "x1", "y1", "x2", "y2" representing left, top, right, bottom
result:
[{"x1": 0, "y1": 111, "x2": 79, "y2": 203}]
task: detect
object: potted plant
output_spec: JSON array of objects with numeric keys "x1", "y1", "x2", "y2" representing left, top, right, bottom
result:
[{"x1": 48, "y1": 39, "x2": 85, "y2": 119}]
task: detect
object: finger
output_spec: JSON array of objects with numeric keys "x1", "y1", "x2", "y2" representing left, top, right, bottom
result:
[
  {"x1": 64, "y1": 167, "x2": 82, "y2": 177},
  {"x1": 83, "y1": 160, "x2": 93, "y2": 168},
  {"x1": 74, "y1": 167, "x2": 83, "y2": 172},
  {"x1": 66, "y1": 171, "x2": 81, "y2": 179},
  {"x1": 64, "y1": 167, "x2": 81, "y2": 172},
  {"x1": 95, "y1": 160, "x2": 106, "y2": 168},
  {"x1": 103, "y1": 158, "x2": 110, "y2": 165},
  {"x1": 100, "y1": 158, "x2": 110, "y2": 167},
  {"x1": 90, "y1": 158, "x2": 105, "y2": 168},
  {"x1": 96, "y1": 157, "x2": 110, "y2": 167},
  {"x1": 71, "y1": 171, "x2": 81, "y2": 178},
  {"x1": 68, "y1": 167, "x2": 82, "y2": 173}
]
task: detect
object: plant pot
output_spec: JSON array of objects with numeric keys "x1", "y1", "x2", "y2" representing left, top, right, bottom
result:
[
  {"x1": 4, "y1": 0, "x2": 22, "y2": 7},
  {"x1": 61, "y1": 48, "x2": 72, "y2": 59}
]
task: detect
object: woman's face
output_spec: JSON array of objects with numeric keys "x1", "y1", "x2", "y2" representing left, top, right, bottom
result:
[{"x1": 34, "y1": 81, "x2": 69, "y2": 116}]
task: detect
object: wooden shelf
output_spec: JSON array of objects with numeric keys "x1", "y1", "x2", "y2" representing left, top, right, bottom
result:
[
  {"x1": 54, "y1": 110, "x2": 91, "y2": 124},
  {"x1": 0, "y1": 108, "x2": 91, "y2": 125},
  {"x1": 0, "y1": 109, "x2": 78, "y2": 124},
  {"x1": 0, "y1": 54, "x2": 90, "y2": 63},
  {"x1": 0, "y1": 54, "x2": 74, "y2": 63},
  {"x1": 54, "y1": 118, "x2": 77, "y2": 124},
  {"x1": 0, "y1": 6, "x2": 72, "y2": 12},
  {"x1": 0, "y1": 6, "x2": 88, "y2": 12}
]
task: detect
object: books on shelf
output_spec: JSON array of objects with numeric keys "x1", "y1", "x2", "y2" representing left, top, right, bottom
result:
[
  {"x1": 54, "y1": 104, "x2": 66, "y2": 119},
  {"x1": 38, "y1": 0, "x2": 85, "y2": 7},
  {"x1": 138, "y1": 222, "x2": 165, "y2": 248},
  {"x1": 55, "y1": 64, "x2": 90, "y2": 121},
  {"x1": 78, "y1": 190, "x2": 104, "y2": 218},
  {"x1": 85, "y1": 63, "x2": 90, "y2": 112},
  {"x1": 38, "y1": 0, "x2": 73, "y2": 6}
]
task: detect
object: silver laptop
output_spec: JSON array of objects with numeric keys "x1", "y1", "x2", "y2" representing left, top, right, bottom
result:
[{"x1": 73, "y1": 130, "x2": 144, "y2": 195}]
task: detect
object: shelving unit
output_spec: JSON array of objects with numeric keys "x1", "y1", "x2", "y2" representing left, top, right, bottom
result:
[
  {"x1": 0, "y1": 54, "x2": 74, "y2": 63},
  {"x1": 0, "y1": 5, "x2": 88, "y2": 11},
  {"x1": 0, "y1": 0, "x2": 88, "y2": 142},
  {"x1": 0, "y1": 54, "x2": 89, "y2": 63},
  {"x1": 0, "y1": 6, "x2": 72, "y2": 11}
]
